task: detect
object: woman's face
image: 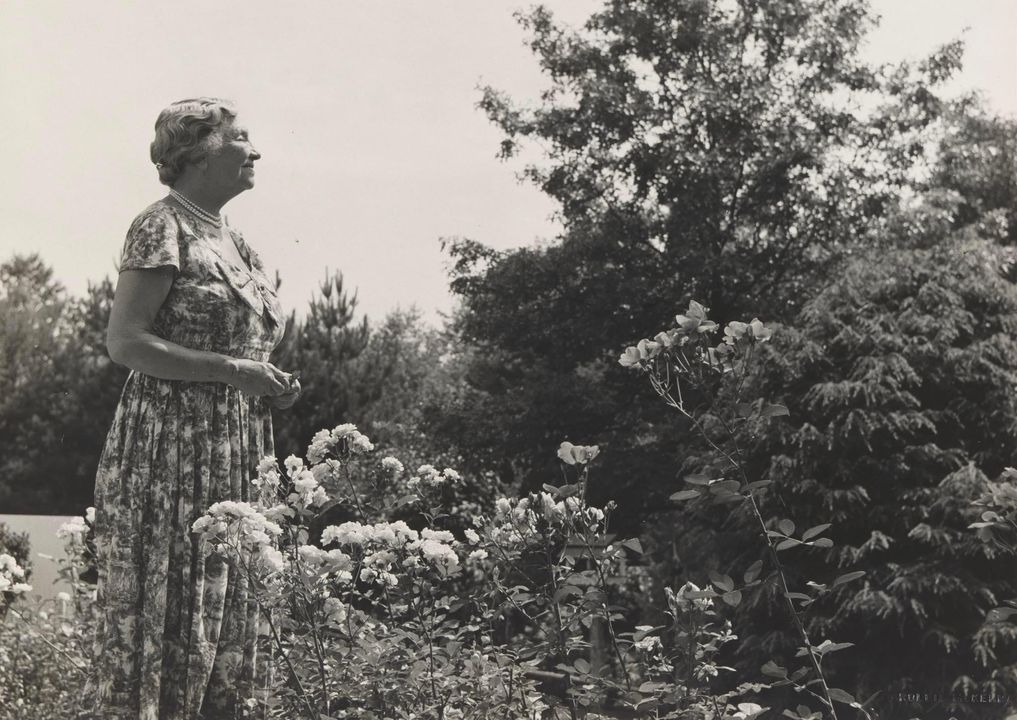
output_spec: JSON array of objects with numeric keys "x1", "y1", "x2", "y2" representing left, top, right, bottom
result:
[{"x1": 204, "y1": 118, "x2": 260, "y2": 195}]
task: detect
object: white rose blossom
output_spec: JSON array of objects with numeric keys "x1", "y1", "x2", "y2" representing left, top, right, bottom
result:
[
  {"x1": 0, "y1": 553, "x2": 31, "y2": 595},
  {"x1": 381, "y1": 457, "x2": 404, "y2": 475},
  {"x1": 192, "y1": 501, "x2": 282, "y2": 548},
  {"x1": 283, "y1": 454, "x2": 304, "y2": 477},
  {"x1": 259, "y1": 546, "x2": 286, "y2": 574},
  {"x1": 57, "y1": 516, "x2": 88, "y2": 542}
]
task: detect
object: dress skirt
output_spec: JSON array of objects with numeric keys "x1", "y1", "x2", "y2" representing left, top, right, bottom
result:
[{"x1": 86, "y1": 370, "x2": 273, "y2": 720}]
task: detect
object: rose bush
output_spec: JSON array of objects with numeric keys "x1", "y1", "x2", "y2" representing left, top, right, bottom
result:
[{"x1": 1, "y1": 301, "x2": 901, "y2": 719}]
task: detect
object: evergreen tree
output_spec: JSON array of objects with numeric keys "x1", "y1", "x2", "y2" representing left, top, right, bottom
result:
[{"x1": 271, "y1": 271, "x2": 371, "y2": 460}]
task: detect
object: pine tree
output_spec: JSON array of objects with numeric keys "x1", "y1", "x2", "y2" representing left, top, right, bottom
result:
[{"x1": 271, "y1": 271, "x2": 371, "y2": 460}]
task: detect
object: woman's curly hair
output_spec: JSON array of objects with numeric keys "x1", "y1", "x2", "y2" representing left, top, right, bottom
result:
[{"x1": 150, "y1": 97, "x2": 237, "y2": 186}]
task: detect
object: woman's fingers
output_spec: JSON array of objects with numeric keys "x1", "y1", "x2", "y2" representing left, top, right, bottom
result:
[
  {"x1": 261, "y1": 363, "x2": 292, "y2": 395},
  {"x1": 267, "y1": 377, "x2": 287, "y2": 395},
  {"x1": 267, "y1": 363, "x2": 289, "y2": 381},
  {"x1": 275, "y1": 381, "x2": 302, "y2": 408}
]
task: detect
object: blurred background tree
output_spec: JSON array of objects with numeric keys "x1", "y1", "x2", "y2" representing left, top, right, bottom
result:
[{"x1": 0, "y1": 256, "x2": 127, "y2": 514}]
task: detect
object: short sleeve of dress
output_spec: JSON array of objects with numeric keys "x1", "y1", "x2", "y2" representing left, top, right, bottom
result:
[{"x1": 119, "y1": 207, "x2": 181, "y2": 272}]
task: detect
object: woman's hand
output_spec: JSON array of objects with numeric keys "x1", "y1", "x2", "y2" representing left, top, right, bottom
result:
[
  {"x1": 265, "y1": 377, "x2": 301, "y2": 410},
  {"x1": 227, "y1": 359, "x2": 292, "y2": 398}
]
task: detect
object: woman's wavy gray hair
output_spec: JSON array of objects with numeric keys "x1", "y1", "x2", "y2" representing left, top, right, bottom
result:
[{"x1": 150, "y1": 97, "x2": 237, "y2": 186}]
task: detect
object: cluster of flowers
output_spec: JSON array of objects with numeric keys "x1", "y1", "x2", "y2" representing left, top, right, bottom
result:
[
  {"x1": 406, "y1": 464, "x2": 461, "y2": 490},
  {"x1": 618, "y1": 300, "x2": 772, "y2": 369},
  {"x1": 483, "y1": 492, "x2": 607, "y2": 547},
  {"x1": 191, "y1": 500, "x2": 286, "y2": 573},
  {"x1": 0, "y1": 553, "x2": 31, "y2": 596},
  {"x1": 253, "y1": 450, "x2": 342, "y2": 513},
  {"x1": 307, "y1": 423, "x2": 375, "y2": 464},
  {"x1": 380, "y1": 456, "x2": 405, "y2": 475},
  {"x1": 319, "y1": 521, "x2": 462, "y2": 583},
  {"x1": 56, "y1": 506, "x2": 95, "y2": 544},
  {"x1": 473, "y1": 442, "x2": 607, "y2": 547}
]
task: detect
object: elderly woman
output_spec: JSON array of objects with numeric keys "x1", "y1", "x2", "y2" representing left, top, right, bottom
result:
[{"x1": 86, "y1": 98, "x2": 299, "y2": 719}]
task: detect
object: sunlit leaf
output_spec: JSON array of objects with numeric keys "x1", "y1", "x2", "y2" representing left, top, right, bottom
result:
[
  {"x1": 832, "y1": 571, "x2": 866, "y2": 587},
  {"x1": 709, "y1": 570, "x2": 734, "y2": 592},
  {"x1": 801, "y1": 523, "x2": 831, "y2": 541},
  {"x1": 760, "y1": 660, "x2": 787, "y2": 678},
  {"x1": 743, "y1": 559, "x2": 764, "y2": 584},
  {"x1": 762, "y1": 403, "x2": 790, "y2": 418},
  {"x1": 722, "y1": 590, "x2": 742, "y2": 606},
  {"x1": 620, "y1": 538, "x2": 643, "y2": 554},
  {"x1": 828, "y1": 688, "x2": 860, "y2": 706}
]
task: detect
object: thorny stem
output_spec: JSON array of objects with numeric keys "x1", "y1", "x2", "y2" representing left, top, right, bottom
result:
[
  {"x1": 340, "y1": 460, "x2": 368, "y2": 520},
  {"x1": 260, "y1": 603, "x2": 320, "y2": 720},
  {"x1": 544, "y1": 532, "x2": 579, "y2": 720},
  {"x1": 290, "y1": 525, "x2": 330, "y2": 709},
  {"x1": 685, "y1": 612, "x2": 695, "y2": 704},
  {"x1": 409, "y1": 588, "x2": 444, "y2": 720},
  {"x1": 224, "y1": 536, "x2": 319, "y2": 720},
  {"x1": 573, "y1": 528, "x2": 632, "y2": 689},
  {"x1": 746, "y1": 494, "x2": 839, "y2": 720},
  {"x1": 572, "y1": 467, "x2": 634, "y2": 688}
]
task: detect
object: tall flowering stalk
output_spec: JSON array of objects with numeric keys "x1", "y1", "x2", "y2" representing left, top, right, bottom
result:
[{"x1": 620, "y1": 300, "x2": 871, "y2": 720}]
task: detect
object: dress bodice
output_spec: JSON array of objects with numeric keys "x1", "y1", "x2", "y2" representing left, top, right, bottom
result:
[{"x1": 120, "y1": 199, "x2": 285, "y2": 361}]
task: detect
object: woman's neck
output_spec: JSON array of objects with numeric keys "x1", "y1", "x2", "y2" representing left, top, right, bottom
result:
[{"x1": 171, "y1": 179, "x2": 231, "y2": 215}]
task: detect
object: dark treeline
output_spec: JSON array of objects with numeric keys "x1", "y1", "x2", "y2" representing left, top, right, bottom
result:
[
  {"x1": 0, "y1": 260, "x2": 446, "y2": 515},
  {"x1": 2, "y1": 0, "x2": 1016, "y2": 714}
]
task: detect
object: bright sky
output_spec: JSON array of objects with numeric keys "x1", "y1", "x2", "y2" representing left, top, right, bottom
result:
[{"x1": 1, "y1": 1, "x2": 1014, "y2": 324}]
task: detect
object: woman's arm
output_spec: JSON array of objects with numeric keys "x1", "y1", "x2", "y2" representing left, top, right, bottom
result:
[{"x1": 106, "y1": 268, "x2": 289, "y2": 397}]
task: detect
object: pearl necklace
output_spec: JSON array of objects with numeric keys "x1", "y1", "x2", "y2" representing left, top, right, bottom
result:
[{"x1": 169, "y1": 189, "x2": 222, "y2": 228}]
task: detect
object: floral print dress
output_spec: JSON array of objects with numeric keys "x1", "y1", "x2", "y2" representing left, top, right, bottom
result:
[{"x1": 84, "y1": 199, "x2": 285, "y2": 720}]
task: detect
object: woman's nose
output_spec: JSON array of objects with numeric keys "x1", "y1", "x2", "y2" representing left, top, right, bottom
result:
[{"x1": 249, "y1": 147, "x2": 261, "y2": 160}]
